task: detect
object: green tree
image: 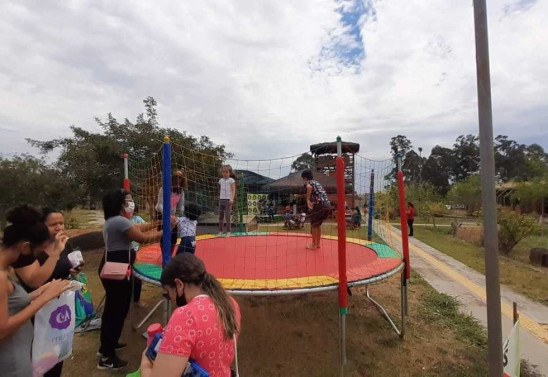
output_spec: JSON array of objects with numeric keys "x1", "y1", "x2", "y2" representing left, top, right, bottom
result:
[
  {"x1": 452, "y1": 134, "x2": 480, "y2": 182},
  {"x1": 494, "y1": 135, "x2": 527, "y2": 182},
  {"x1": 388, "y1": 135, "x2": 413, "y2": 180},
  {"x1": 0, "y1": 155, "x2": 80, "y2": 226},
  {"x1": 291, "y1": 153, "x2": 315, "y2": 171},
  {"x1": 28, "y1": 97, "x2": 230, "y2": 206},
  {"x1": 523, "y1": 144, "x2": 548, "y2": 180},
  {"x1": 447, "y1": 175, "x2": 482, "y2": 215},
  {"x1": 512, "y1": 179, "x2": 548, "y2": 221},
  {"x1": 422, "y1": 145, "x2": 453, "y2": 196},
  {"x1": 497, "y1": 211, "x2": 539, "y2": 255}
]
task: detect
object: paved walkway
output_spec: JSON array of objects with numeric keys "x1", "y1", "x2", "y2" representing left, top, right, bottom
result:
[{"x1": 378, "y1": 222, "x2": 548, "y2": 376}]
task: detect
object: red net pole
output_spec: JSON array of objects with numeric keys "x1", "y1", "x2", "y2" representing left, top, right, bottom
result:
[
  {"x1": 336, "y1": 156, "x2": 348, "y2": 311},
  {"x1": 122, "y1": 153, "x2": 130, "y2": 192},
  {"x1": 397, "y1": 170, "x2": 410, "y2": 280}
]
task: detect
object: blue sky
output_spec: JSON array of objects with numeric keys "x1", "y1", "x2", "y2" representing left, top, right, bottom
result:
[{"x1": 0, "y1": 0, "x2": 546, "y2": 162}]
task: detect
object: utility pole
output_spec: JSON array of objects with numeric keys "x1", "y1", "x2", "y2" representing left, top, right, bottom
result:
[{"x1": 473, "y1": 1, "x2": 503, "y2": 376}]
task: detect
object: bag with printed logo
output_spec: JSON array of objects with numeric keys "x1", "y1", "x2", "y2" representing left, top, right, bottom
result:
[{"x1": 32, "y1": 290, "x2": 76, "y2": 377}]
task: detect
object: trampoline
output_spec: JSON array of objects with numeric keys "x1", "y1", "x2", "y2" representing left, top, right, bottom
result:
[{"x1": 133, "y1": 232, "x2": 404, "y2": 295}]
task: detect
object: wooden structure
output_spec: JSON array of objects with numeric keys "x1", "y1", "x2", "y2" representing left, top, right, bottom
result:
[{"x1": 310, "y1": 141, "x2": 360, "y2": 208}]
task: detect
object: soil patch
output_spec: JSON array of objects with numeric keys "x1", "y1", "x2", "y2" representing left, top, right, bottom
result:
[{"x1": 62, "y1": 249, "x2": 492, "y2": 376}]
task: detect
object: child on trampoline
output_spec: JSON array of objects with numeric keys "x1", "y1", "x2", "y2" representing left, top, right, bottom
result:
[
  {"x1": 175, "y1": 202, "x2": 202, "y2": 255},
  {"x1": 302, "y1": 169, "x2": 331, "y2": 250},
  {"x1": 218, "y1": 164, "x2": 236, "y2": 237}
]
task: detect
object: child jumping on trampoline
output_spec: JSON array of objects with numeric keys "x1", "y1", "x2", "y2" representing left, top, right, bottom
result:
[
  {"x1": 218, "y1": 164, "x2": 236, "y2": 237},
  {"x1": 302, "y1": 169, "x2": 331, "y2": 250},
  {"x1": 175, "y1": 202, "x2": 202, "y2": 255}
]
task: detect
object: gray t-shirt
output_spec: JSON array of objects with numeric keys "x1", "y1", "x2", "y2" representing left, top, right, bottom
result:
[
  {"x1": 0, "y1": 279, "x2": 33, "y2": 377},
  {"x1": 103, "y1": 215, "x2": 133, "y2": 252}
]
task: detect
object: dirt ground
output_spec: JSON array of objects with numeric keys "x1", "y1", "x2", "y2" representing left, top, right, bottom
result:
[{"x1": 60, "y1": 247, "x2": 493, "y2": 377}]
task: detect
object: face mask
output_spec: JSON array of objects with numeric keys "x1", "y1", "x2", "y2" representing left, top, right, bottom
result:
[{"x1": 124, "y1": 201, "x2": 135, "y2": 213}]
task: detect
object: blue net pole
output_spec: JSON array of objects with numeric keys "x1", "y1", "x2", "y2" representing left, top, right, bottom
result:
[
  {"x1": 161, "y1": 136, "x2": 172, "y2": 267},
  {"x1": 367, "y1": 169, "x2": 375, "y2": 241}
]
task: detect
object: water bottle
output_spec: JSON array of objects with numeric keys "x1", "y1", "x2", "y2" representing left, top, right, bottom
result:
[{"x1": 146, "y1": 323, "x2": 163, "y2": 347}]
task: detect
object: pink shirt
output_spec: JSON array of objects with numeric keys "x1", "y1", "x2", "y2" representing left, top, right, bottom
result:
[{"x1": 159, "y1": 295, "x2": 241, "y2": 377}]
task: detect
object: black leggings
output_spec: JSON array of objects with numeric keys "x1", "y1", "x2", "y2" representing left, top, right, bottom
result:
[
  {"x1": 98, "y1": 253, "x2": 132, "y2": 358},
  {"x1": 407, "y1": 219, "x2": 414, "y2": 236}
]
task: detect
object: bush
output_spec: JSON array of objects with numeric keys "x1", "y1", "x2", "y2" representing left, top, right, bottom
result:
[{"x1": 497, "y1": 211, "x2": 539, "y2": 255}]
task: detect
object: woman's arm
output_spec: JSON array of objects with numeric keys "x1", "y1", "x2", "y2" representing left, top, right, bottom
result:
[
  {"x1": 230, "y1": 182, "x2": 236, "y2": 203},
  {"x1": 14, "y1": 232, "x2": 69, "y2": 289},
  {"x1": 126, "y1": 225, "x2": 163, "y2": 244},
  {"x1": 155, "y1": 187, "x2": 163, "y2": 213},
  {"x1": 305, "y1": 184, "x2": 313, "y2": 209},
  {"x1": 135, "y1": 221, "x2": 160, "y2": 233},
  {"x1": 0, "y1": 276, "x2": 70, "y2": 341},
  {"x1": 140, "y1": 352, "x2": 188, "y2": 377},
  {"x1": 176, "y1": 191, "x2": 185, "y2": 216}
]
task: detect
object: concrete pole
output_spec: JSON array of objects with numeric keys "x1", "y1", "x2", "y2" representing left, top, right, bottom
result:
[{"x1": 473, "y1": 1, "x2": 503, "y2": 375}]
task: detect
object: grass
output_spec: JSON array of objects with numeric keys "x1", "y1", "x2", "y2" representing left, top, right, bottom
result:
[{"x1": 410, "y1": 225, "x2": 548, "y2": 305}]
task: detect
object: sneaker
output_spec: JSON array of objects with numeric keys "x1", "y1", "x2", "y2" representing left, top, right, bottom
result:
[
  {"x1": 97, "y1": 355, "x2": 128, "y2": 370},
  {"x1": 226, "y1": 232, "x2": 231, "y2": 237},
  {"x1": 96, "y1": 343, "x2": 127, "y2": 356}
]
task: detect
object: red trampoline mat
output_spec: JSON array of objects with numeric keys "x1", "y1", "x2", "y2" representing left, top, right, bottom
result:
[{"x1": 137, "y1": 235, "x2": 402, "y2": 283}]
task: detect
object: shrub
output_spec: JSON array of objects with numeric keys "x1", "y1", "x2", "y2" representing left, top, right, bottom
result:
[{"x1": 497, "y1": 211, "x2": 539, "y2": 255}]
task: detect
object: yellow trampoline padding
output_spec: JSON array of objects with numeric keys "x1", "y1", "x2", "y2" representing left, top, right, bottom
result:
[{"x1": 218, "y1": 275, "x2": 339, "y2": 290}]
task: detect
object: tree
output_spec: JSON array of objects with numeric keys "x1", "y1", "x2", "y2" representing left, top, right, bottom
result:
[
  {"x1": 447, "y1": 175, "x2": 482, "y2": 215},
  {"x1": 28, "y1": 97, "x2": 230, "y2": 206},
  {"x1": 494, "y1": 135, "x2": 527, "y2": 182},
  {"x1": 497, "y1": 211, "x2": 539, "y2": 255},
  {"x1": 452, "y1": 134, "x2": 480, "y2": 182},
  {"x1": 422, "y1": 145, "x2": 453, "y2": 196},
  {"x1": 402, "y1": 150, "x2": 422, "y2": 184},
  {"x1": 523, "y1": 144, "x2": 548, "y2": 180},
  {"x1": 0, "y1": 155, "x2": 80, "y2": 226},
  {"x1": 512, "y1": 179, "x2": 548, "y2": 221},
  {"x1": 291, "y1": 153, "x2": 315, "y2": 171},
  {"x1": 388, "y1": 135, "x2": 413, "y2": 180}
]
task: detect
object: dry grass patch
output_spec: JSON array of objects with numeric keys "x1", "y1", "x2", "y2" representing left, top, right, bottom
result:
[{"x1": 60, "y1": 248, "x2": 508, "y2": 377}]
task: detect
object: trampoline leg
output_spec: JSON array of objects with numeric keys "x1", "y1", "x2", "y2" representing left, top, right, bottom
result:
[
  {"x1": 366, "y1": 271, "x2": 407, "y2": 338},
  {"x1": 133, "y1": 299, "x2": 165, "y2": 330}
]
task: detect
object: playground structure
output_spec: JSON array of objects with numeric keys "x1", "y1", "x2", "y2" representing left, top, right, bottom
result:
[{"x1": 124, "y1": 137, "x2": 410, "y2": 374}]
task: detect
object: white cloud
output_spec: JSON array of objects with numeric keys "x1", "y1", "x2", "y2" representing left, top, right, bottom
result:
[{"x1": 0, "y1": 0, "x2": 546, "y2": 163}]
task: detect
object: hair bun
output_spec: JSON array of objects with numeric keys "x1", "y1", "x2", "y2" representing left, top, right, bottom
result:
[{"x1": 6, "y1": 205, "x2": 42, "y2": 227}]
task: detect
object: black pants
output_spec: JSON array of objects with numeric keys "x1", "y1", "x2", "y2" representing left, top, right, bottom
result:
[
  {"x1": 407, "y1": 219, "x2": 414, "y2": 236},
  {"x1": 98, "y1": 253, "x2": 132, "y2": 358},
  {"x1": 130, "y1": 249, "x2": 142, "y2": 303}
]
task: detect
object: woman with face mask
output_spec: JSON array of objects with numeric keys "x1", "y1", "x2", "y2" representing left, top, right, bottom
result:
[
  {"x1": 98, "y1": 189, "x2": 169, "y2": 371},
  {"x1": 0, "y1": 205, "x2": 72, "y2": 377},
  {"x1": 140, "y1": 253, "x2": 241, "y2": 377}
]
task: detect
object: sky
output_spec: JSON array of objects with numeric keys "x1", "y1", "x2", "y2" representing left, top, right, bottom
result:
[{"x1": 0, "y1": 0, "x2": 547, "y2": 163}]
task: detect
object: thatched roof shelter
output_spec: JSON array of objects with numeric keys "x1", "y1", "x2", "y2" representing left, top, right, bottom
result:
[
  {"x1": 310, "y1": 141, "x2": 360, "y2": 155},
  {"x1": 262, "y1": 170, "x2": 337, "y2": 194}
]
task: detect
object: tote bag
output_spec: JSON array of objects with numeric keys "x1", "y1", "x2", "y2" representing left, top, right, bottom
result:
[{"x1": 32, "y1": 290, "x2": 76, "y2": 376}]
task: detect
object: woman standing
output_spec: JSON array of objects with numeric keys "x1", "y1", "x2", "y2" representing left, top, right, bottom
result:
[
  {"x1": 0, "y1": 205, "x2": 71, "y2": 377},
  {"x1": 17, "y1": 208, "x2": 79, "y2": 377},
  {"x1": 302, "y1": 169, "x2": 331, "y2": 250},
  {"x1": 406, "y1": 202, "x2": 416, "y2": 237},
  {"x1": 140, "y1": 253, "x2": 241, "y2": 377},
  {"x1": 98, "y1": 189, "x2": 166, "y2": 370}
]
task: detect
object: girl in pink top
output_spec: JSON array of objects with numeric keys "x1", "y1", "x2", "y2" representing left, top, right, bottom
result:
[{"x1": 140, "y1": 253, "x2": 241, "y2": 377}]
